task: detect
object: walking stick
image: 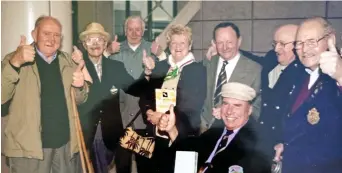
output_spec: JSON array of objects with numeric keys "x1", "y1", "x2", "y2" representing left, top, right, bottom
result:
[{"x1": 71, "y1": 87, "x2": 94, "y2": 173}]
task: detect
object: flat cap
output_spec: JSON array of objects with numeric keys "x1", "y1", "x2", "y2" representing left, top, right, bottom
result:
[{"x1": 221, "y1": 82, "x2": 256, "y2": 101}]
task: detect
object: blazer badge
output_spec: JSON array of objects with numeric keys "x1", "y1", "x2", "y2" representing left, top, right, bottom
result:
[
  {"x1": 229, "y1": 165, "x2": 243, "y2": 173},
  {"x1": 307, "y1": 107, "x2": 320, "y2": 125},
  {"x1": 110, "y1": 85, "x2": 118, "y2": 95}
]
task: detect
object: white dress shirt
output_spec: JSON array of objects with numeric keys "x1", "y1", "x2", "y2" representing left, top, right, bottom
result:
[
  {"x1": 305, "y1": 68, "x2": 320, "y2": 89},
  {"x1": 128, "y1": 42, "x2": 141, "y2": 51},
  {"x1": 268, "y1": 64, "x2": 287, "y2": 89},
  {"x1": 214, "y1": 53, "x2": 241, "y2": 89}
]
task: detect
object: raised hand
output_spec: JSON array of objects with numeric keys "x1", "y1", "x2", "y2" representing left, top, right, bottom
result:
[
  {"x1": 158, "y1": 105, "x2": 176, "y2": 133},
  {"x1": 10, "y1": 36, "x2": 35, "y2": 67},
  {"x1": 273, "y1": 143, "x2": 284, "y2": 162},
  {"x1": 212, "y1": 107, "x2": 221, "y2": 119},
  {"x1": 151, "y1": 37, "x2": 162, "y2": 56},
  {"x1": 72, "y1": 61, "x2": 85, "y2": 88},
  {"x1": 206, "y1": 39, "x2": 217, "y2": 60},
  {"x1": 107, "y1": 35, "x2": 121, "y2": 54},
  {"x1": 146, "y1": 109, "x2": 163, "y2": 125},
  {"x1": 319, "y1": 37, "x2": 342, "y2": 83},
  {"x1": 142, "y1": 49, "x2": 155, "y2": 75},
  {"x1": 72, "y1": 46, "x2": 84, "y2": 64}
]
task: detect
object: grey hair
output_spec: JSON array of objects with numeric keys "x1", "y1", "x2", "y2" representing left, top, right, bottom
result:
[
  {"x1": 124, "y1": 16, "x2": 145, "y2": 32},
  {"x1": 34, "y1": 15, "x2": 62, "y2": 30}
]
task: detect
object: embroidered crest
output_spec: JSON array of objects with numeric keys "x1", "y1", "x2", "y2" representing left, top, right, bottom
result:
[
  {"x1": 228, "y1": 165, "x2": 243, "y2": 173},
  {"x1": 307, "y1": 108, "x2": 320, "y2": 125},
  {"x1": 110, "y1": 85, "x2": 118, "y2": 95}
]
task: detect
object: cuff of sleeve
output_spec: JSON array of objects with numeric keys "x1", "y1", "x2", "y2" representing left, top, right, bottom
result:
[
  {"x1": 103, "y1": 49, "x2": 111, "y2": 58},
  {"x1": 157, "y1": 51, "x2": 167, "y2": 61},
  {"x1": 155, "y1": 126, "x2": 169, "y2": 139},
  {"x1": 9, "y1": 61, "x2": 20, "y2": 73}
]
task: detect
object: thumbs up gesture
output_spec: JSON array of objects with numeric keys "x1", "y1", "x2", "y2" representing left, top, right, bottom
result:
[
  {"x1": 319, "y1": 37, "x2": 342, "y2": 83},
  {"x1": 151, "y1": 37, "x2": 162, "y2": 56},
  {"x1": 71, "y1": 46, "x2": 83, "y2": 64},
  {"x1": 10, "y1": 36, "x2": 35, "y2": 67},
  {"x1": 142, "y1": 49, "x2": 155, "y2": 75},
  {"x1": 72, "y1": 60, "x2": 85, "y2": 88},
  {"x1": 107, "y1": 35, "x2": 120, "y2": 54},
  {"x1": 158, "y1": 105, "x2": 177, "y2": 133}
]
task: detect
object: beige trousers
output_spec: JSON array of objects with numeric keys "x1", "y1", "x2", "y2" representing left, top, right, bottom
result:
[{"x1": 8, "y1": 142, "x2": 81, "y2": 173}]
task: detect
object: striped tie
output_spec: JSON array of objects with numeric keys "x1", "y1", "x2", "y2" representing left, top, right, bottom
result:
[{"x1": 213, "y1": 61, "x2": 228, "y2": 106}]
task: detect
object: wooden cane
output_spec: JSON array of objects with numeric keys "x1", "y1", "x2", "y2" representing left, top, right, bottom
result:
[
  {"x1": 71, "y1": 87, "x2": 94, "y2": 173},
  {"x1": 74, "y1": 93, "x2": 94, "y2": 173}
]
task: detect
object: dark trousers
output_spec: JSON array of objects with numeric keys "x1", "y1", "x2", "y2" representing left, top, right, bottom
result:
[{"x1": 115, "y1": 129, "x2": 156, "y2": 173}]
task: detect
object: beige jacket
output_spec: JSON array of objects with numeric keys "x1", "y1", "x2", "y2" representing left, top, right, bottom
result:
[{"x1": 1, "y1": 51, "x2": 89, "y2": 160}]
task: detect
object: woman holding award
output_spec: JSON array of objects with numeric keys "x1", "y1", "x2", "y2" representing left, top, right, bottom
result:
[{"x1": 141, "y1": 24, "x2": 207, "y2": 138}]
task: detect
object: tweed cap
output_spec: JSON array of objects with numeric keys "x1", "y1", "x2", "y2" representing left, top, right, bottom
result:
[{"x1": 221, "y1": 82, "x2": 256, "y2": 101}]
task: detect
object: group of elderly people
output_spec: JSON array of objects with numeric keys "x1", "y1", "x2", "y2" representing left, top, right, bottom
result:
[{"x1": 2, "y1": 13, "x2": 342, "y2": 173}]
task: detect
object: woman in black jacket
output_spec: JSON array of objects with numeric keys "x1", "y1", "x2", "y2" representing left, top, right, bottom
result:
[{"x1": 140, "y1": 24, "x2": 207, "y2": 139}]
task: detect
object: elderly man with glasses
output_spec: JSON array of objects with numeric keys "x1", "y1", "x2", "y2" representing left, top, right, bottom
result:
[
  {"x1": 272, "y1": 17, "x2": 342, "y2": 173},
  {"x1": 74, "y1": 22, "x2": 146, "y2": 173},
  {"x1": 256, "y1": 24, "x2": 307, "y2": 166}
]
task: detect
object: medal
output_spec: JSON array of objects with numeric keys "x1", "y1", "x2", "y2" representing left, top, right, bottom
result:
[{"x1": 307, "y1": 107, "x2": 320, "y2": 125}]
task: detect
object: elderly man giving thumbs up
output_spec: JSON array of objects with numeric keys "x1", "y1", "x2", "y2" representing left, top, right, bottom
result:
[
  {"x1": 1, "y1": 16, "x2": 89, "y2": 173},
  {"x1": 273, "y1": 17, "x2": 342, "y2": 173}
]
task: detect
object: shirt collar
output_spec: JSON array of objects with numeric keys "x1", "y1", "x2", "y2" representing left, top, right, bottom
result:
[
  {"x1": 167, "y1": 52, "x2": 195, "y2": 69},
  {"x1": 122, "y1": 39, "x2": 145, "y2": 52},
  {"x1": 219, "y1": 52, "x2": 240, "y2": 65},
  {"x1": 305, "y1": 67, "x2": 319, "y2": 75},
  {"x1": 35, "y1": 46, "x2": 57, "y2": 64},
  {"x1": 89, "y1": 55, "x2": 102, "y2": 65},
  {"x1": 128, "y1": 42, "x2": 141, "y2": 51}
]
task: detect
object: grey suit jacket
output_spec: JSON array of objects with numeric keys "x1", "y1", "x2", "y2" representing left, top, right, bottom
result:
[{"x1": 201, "y1": 54, "x2": 262, "y2": 130}]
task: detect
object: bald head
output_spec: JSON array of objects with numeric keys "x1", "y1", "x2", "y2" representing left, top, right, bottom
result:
[
  {"x1": 274, "y1": 24, "x2": 298, "y2": 41},
  {"x1": 35, "y1": 15, "x2": 62, "y2": 30},
  {"x1": 273, "y1": 24, "x2": 298, "y2": 65}
]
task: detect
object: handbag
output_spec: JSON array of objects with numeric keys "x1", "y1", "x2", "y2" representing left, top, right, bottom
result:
[{"x1": 119, "y1": 110, "x2": 155, "y2": 158}]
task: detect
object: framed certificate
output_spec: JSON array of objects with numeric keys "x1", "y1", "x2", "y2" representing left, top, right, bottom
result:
[{"x1": 155, "y1": 89, "x2": 177, "y2": 113}]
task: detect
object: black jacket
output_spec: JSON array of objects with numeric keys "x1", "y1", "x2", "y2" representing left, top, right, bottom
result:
[
  {"x1": 153, "y1": 119, "x2": 271, "y2": 173},
  {"x1": 78, "y1": 55, "x2": 144, "y2": 151},
  {"x1": 139, "y1": 59, "x2": 207, "y2": 137}
]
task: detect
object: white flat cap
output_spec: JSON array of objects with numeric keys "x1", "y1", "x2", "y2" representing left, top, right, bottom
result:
[{"x1": 221, "y1": 82, "x2": 256, "y2": 102}]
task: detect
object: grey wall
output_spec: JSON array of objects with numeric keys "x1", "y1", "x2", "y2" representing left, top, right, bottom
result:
[{"x1": 179, "y1": 1, "x2": 342, "y2": 61}]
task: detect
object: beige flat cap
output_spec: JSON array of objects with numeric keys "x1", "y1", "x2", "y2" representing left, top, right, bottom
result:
[
  {"x1": 79, "y1": 22, "x2": 110, "y2": 41},
  {"x1": 221, "y1": 82, "x2": 256, "y2": 101}
]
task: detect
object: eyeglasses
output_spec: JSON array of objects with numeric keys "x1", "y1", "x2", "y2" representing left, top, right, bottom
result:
[
  {"x1": 295, "y1": 34, "x2": 330, "y2": 49},
  {"x1": 85, "y1": 37, "x2": 106, "y2": 46},
  {"x1": 272, "y1": 41, "x2": 294, "y2": 49}
]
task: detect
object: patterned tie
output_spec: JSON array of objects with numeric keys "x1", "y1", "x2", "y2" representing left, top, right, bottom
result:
[
  {"x1": 215, "y1": 130, "x2": 233, "y2": 154},
  {"x1": 213, "y1": 61, "x2": 228, "y2": 106},
  {"x1": 198, "y1": 129, "x2": 233, "y2": 173},
  {"x1": 94, "y1": 63, "x2": 102, "y2": 82}
]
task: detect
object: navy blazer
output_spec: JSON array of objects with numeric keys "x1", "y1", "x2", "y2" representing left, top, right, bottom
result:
[
  {"x1": 281, "y1": 72, "x2": 342, "y2": 173},
  {"x1": 139, "y1": 59, "x2": 207, "y2": 137},
  {"x1": 258, "y1": 58, "x2": 305, "y2": 159}
]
